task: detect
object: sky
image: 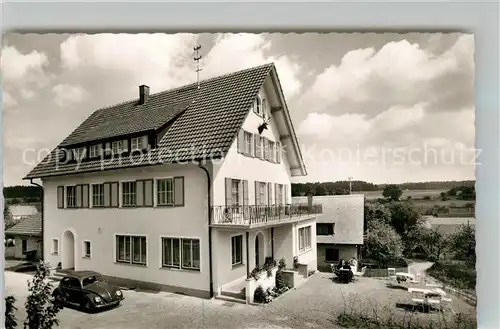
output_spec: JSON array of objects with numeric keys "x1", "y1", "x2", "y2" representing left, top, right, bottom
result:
[{"x1": 2, "y1": 33, "x2": 475, "y2": 187}]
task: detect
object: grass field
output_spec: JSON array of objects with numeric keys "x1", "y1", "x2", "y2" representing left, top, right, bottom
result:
[{"x1": 359, "y1": 189, "x2": 447, "y2": 200}]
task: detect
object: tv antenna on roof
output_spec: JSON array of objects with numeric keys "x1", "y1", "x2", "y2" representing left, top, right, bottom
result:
[{"x1": 193, "y1": 44, "x2": 203, "y2": 89}]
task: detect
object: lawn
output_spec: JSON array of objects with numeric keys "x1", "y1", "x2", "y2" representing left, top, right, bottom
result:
[{"x1": 427, "y1": 261, "x2": 476, "y2": 292}]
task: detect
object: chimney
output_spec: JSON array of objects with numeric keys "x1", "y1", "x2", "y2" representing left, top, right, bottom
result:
[
  {"x1": 307, "y1": 192, "x2": 313, "y2": 213},
  {"x1": 139, "y1": 85, "x2": 150, "y2": 105}
]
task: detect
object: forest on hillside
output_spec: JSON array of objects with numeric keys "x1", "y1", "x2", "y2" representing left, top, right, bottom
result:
[{"x1": 291, "y1": 180, "x2": 475, "y2": 196}]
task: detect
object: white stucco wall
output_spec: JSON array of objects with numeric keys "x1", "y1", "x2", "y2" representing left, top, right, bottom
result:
[
  {"x1": 295, "y1": 218, "x2": 317, "y2": 271},
  {"x1": 42, "y1": 163, "x2": 211, "y2": 294},
  {"x1": 13, "y1": 237, "x2": 41, "y2": 259},
  {"x1": 212, "y1": 86, "x2": 293, "y2": 206}
]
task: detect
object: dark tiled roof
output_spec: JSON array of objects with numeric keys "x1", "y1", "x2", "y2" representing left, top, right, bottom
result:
[
  {"x1": 24, "y1": 63, "x2": 274, "y2": 179},
  {"x1": 5, "y1": 214, "x2": 42, "y2": 236}
]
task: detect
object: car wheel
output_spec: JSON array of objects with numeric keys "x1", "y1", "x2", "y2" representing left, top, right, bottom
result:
[{"x1": 83, "y1": 299, "x2": 94, "y2": 312}]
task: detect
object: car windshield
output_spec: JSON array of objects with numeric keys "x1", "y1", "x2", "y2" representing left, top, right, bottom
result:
[{"x1": 82, "y1": 275, "x2": 105, "y2": 286}]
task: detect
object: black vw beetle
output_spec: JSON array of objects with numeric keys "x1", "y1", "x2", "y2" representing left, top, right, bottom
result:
[{"x1": 52, "y1": 271, "x2": 124, "y2": 311}]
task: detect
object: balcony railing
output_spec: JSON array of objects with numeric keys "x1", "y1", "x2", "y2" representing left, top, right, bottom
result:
[{"x1": 211, "y1": 203, "x2": 323, "y2": 226}]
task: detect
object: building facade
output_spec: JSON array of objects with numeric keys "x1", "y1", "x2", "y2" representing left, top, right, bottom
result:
[{"x1": 25, "y1": 64, "x2": 321, "y2": 299}]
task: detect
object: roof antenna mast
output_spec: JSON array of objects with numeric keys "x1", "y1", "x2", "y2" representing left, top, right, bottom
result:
[{"x1": 193, "y1": 44, "x2": 203, "y2": 89}]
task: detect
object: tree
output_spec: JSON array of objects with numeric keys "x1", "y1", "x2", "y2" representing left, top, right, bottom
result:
[
  {"x1": 421, "y1": 227, "x2": 449, "y2": 261},
  {"x1": 364, "y1": 202, "x2": 391, "y2": 231},
  {"x1": 448, "y1": 224, "x2": 476, "y2": 264},
  {"x1": 5, "y1": 296, "x2": 17, "y2": 329},
  {"x1": 382, "y1": 184, "x2": 403, "y2": 201},
  {"x1": 4, "y1": 204, "x2": 15, "y2": 230},
  {"x1": 24, "y1": 261, "x2": 64, "y2": 329},
  {"x1": 364, "y1": 219, "x2": 404, "y2": 265}
]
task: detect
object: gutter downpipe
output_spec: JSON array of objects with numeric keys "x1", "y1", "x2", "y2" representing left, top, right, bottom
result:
[
  {"x1": 198, "y1": 163, "x2": 214, "y2": 299},
  {"x1": 30, "y1": 179, "x2": 44, "y2": 260}
]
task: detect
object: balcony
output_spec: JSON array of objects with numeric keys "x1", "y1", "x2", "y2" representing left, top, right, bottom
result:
[{"x1": 210, "y1": 204, "x2": 323, "y2": 229}]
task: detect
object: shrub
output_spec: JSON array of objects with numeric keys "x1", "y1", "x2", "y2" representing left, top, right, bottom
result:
[
  {"x1": 253, "y1": 286, "x2": 268, "y2": 304},
  {"x1": 278, "y1": 257, "x2": 286, "y2": 270}
]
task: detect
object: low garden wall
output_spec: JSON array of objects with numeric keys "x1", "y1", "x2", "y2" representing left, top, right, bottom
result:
[{"x1": 245, "y1": 267, "x2": 278, "y2": 304}]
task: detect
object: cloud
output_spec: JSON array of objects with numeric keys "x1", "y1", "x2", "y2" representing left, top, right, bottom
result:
[
  {"x1": 52, "y1": 84, "x2": 87, "y2": 107},
  {"x1": 1, "y1": 46, "x2": 49, "y2": 82},
  {"x1": 300, "y1": 34, "x2": 474, "y2": 116}
]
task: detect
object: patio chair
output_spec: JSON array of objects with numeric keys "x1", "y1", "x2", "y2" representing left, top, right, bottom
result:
[
  {"x1": 353, "y1": 266, "x2": 367, "y2": 277},
  {"x1": 411, "y1": 297, "x2": 426, "y2": 312}
]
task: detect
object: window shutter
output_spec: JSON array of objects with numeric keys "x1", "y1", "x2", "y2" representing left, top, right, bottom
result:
[
  {"x1": 284, "y1": 184, "x2": 289, "y2": 204},
  {"x1": 57, "y1": 186, "x2": 64, "y2": 208},
  {"x1": 141, "y1": 135, "x2": 149, "y2": 149},
  {"x1": 105, "y1": 142, "x2": 111, "y2": 156},
  {"x1": 97, "y1": 144, "x2": 102, "y2": 157},
  {"x1": 237, "y1": 129, "x2": 245, "y2": 153},
  {"x1": 225, "y1": 178, "x2": 232, "y2": 207},
  {"x1": 276, "y1": 142, "x2": 281, "y2": 163},
  {"x1": 174, "y1": 177, "x2": 185, "y2": 207},
  {"x1": 250, "y1": 134, "x2": 255, "y2": 157},
  {"x1": 274, "y1": 183, "x2": 279, "y2": 205},
  {"x1": 144, "y1": 179, "x2": 153, "y2": 206},
  {"x1": 267, "y1": 183, "x2": 272, "y2": 205},
  {"x1": 136, "y1": 180, "x2": 144, "y2": 206},
  {"x1": 82, "y1": 184, "x2": 89, "y2": 208},
  {"x1": 123, "y1": 139, "x2": 129, "y2": 152},
  {"x1": 76, "y1": 185, "x2": 82, "y2": 207},
  {"x1": 254, "y1": 181, "x2": 260, "y2": 205},
  {"x1": 110, "y1": 182, "x2": 119, "y2": 207},
  {"x1": 103, "y1": 183, "x2": 111, "y2": 207},
  {"x1": 242, "y1": 180, "x2": 249, "y2": 206}
]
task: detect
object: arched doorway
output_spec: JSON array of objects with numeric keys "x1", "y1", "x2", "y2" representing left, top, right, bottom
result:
[
  {"x1": 254, "y1": 232, "x2": 265, "y2": 268},
  {"x1": 62, "y1": 230, "x2": 75, "y2": 270}
]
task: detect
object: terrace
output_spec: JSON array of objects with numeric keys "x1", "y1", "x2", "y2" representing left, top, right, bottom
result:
[{"x1": 210, "y1": 203, "x2": 323, "y2": 229}]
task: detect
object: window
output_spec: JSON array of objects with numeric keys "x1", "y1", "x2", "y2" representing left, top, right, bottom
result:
[
  {"x1": 21, "y1": 239, "x2": 27, "y2": 255},
  {"x1": 157, "y1": 178, "x2": 174, "y2": 206},
  {"x1": 317, "y1": 223, "x2": 335, "y2": 236},
  {"x1": 298, "y1": 226, "x2": 312, "y2": 252},
  {"x1": 162, "y1": 237, "x2": 181, "y2": 268},
  {"x1": 262, "y1": 98, "x2": 267, "y2": 115},
  {"x1": 66, "y1": 186, "x2": 77, "y2": 208},
  {"x1": 259, "y1": 182, "x2": 266, "y2": 205},
  {"x1": 325, "y1": 248, "x2": 340, "y2": 262},
  {"x1": 89, "y1": 144, "x2": 101, "y2": 158},
  {"x1": 161, "y1": 237, "x2": 200, "y2": 271},
  {"x1": 82, "y1": 275, "x2": 104, "y2": 286},
  {"x1": 122, "y1": 181, "x2": 137, "y2": 206},
  {"x1": 112, "y1": 140, "x2": 124, "y2": 154},
  {"x1": 116, "y1": 235, "x2": 147, "y2": 265},
  {"x1": 253, "y1": 95, "x2": 262, "y2": 115},
  {"x1": 255, "y1": 136, "x2": 263, "y2": 158},
  {"x1": 231, "y1": 235, "x2": 243, "y2": 266},
  {"x1": 83, "y1": 241, "x2": 91, "y2": 258},
  {"x1": 231, "y1": 180, "x2": 240, "y2": 207},
  {"x1": 244, "y1": 131, "x2": 253, "y2": 155},
  {"x1": 52, "y1": 239, "x2": 59, "y2": 255},
  {"x1": 277, "y1": 184, "x2": 283, "y2": 205},
  {"x1": 268, "y1": 141, "x2": 275, "y2": 162},
  {"x1": 73, "y1": 147, "x2": 86, "y2": 160},
  {"x1": 92, "y1": 184, "x2": 105, "y2": 207},
  {"x1": 131, "y1": 137, "x2": 141, "y2": 151}
]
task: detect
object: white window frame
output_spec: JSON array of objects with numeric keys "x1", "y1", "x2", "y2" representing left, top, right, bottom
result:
[
  {"x1": 115, "y1": 234, "x2": 147, "y2": 266},
  {"x1": 159, "y1": 236, "x2": 201, "y2": 271},
  {"x1": 298, "y1": 226, "x2": 312, "y2": 252},
  {"x1": 89, "y1": 144, "x2": 100, "y2": 158},
  {"x1": 91, "y1": 183, "x2": 105, "y2": 207},
  {"x1": 66, "y1": 186, "x2": 77, "y2": 208},
  {"x1": 82, "y1": 240, "x2": 91, "y2": 258},
  {"x1": 259, "y1": 182, "x2": 266, "y2": 205},
  {"x1": 268, "y1": 140, "x2": 275, "y2": 162},
  {"x1": 231, "y1": 179, "x2": 240, "y2": 208},
  {"x1": 112, "y1": 140, "x2": 124, "y2": 154},
  {"x1": 73, "y1": 147, "x2": 86, "y2": 160},
  {"x1": 231, "y1": 234, "x2": 243, "y2": 267},
  {"x1": 277, "y1": 184, "x2": 283, "y2": 205},
  {"x1": 244, "y1": 131, "x2": 253, "y2": 155},
  {"x1": 121, "y1": 181, "x2": 137, "y2": 206},
  {"x1": 255, "y1": 136, "x2": 263, "y2": 158},
  {"x1": 253, "y1": 95, "x2": 263, "y2": 116},
  {"x1": 52, "y1": 238, "x2": 59, "y2": 255},
  {"x1": 156, "y1": 177, "x2": 174, "y2": 206},
  {"x1": 131, "y1": 137, "x2": 141, "y2": 151}
]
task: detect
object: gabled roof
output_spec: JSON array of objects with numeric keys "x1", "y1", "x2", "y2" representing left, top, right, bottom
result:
[
  {"x1": 24, "y1": 63, "x2": 277, "y2": 179},
  {"x1": 5, "y1": 214, "x2": 42, "y2": 236}
]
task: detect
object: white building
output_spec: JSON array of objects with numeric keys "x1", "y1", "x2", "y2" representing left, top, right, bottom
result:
[
  {"x1": 25, "y1": 63, "x2": 321, "y2": 301},
  {"x1": 293, "y1": 194, "x2": 364, "y2": 272}
]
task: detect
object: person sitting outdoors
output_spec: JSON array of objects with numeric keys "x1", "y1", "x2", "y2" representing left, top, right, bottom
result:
[
  {"x1": 342, "y1": 261, "x2": 354, "y2": 282},
  {"x1": 350, "y1": 258, "x2": 358, "y2": 272}
]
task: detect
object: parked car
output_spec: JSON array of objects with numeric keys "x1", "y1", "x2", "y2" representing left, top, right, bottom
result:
[{"x1": 52, "y1": 271, "x2": 124, "y2": 311}]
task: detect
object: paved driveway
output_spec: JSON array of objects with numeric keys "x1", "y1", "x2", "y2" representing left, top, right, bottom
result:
[{"x1": 5, "y1": 271, "x2": 475, "y2": 329}]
